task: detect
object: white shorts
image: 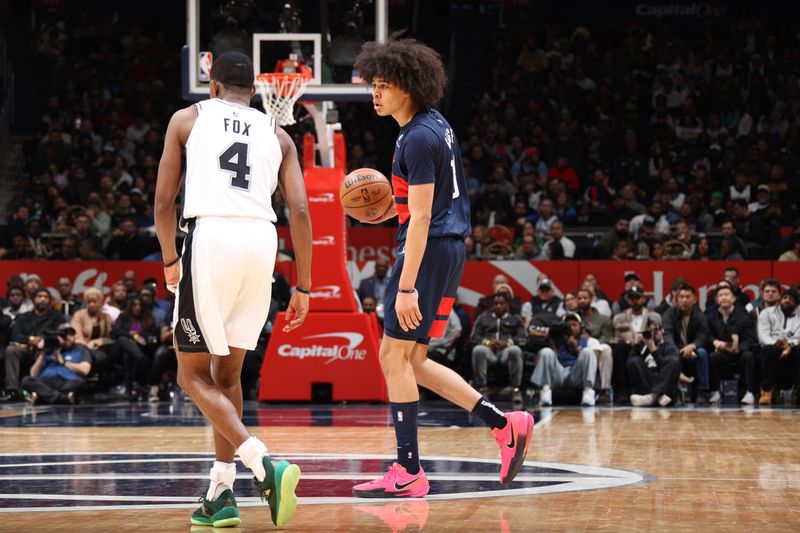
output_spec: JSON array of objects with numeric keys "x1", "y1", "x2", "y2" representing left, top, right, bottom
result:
[{"x1": 173, "y1": 217, "x2": 277, "y2": 356}]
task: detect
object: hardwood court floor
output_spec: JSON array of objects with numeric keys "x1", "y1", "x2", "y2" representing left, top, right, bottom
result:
[{"x1": 1, "y1": 402, "x2": 799, "y2": 531}]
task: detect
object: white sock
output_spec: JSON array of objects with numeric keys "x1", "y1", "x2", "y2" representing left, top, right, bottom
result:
[
  {"x1": 237, "y1": 436, "x2": 268, "y2": 482},
  {"x1": 206, "y1": 461, "x2": 236, "y2": 500}
]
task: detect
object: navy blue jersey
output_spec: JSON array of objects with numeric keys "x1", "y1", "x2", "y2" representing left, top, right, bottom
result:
[{"x1": 391, "y1": 108, "x2": 471, "y2": 243}]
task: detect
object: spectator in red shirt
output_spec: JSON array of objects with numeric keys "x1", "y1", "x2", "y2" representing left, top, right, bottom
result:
[{"x1": 548, "y1": 153, "x2": 580, "y2": 194}]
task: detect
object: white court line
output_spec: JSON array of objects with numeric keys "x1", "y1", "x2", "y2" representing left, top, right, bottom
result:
[{"x1": 0, "y1": 473, "x2": 621, "y2": 482}]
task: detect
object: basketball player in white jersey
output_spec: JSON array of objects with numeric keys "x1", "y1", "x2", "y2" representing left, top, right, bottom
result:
[{"x1": 154, "y1": 51, "x2": 311, "y2": 528}]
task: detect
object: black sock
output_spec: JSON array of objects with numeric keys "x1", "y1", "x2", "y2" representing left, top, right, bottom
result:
[
  {"x1": 472, "y1": 396, "x2": 507, "y2": 430},
  {"x1": 391, "y1": 401, "x2": 420, "y2": 474}
]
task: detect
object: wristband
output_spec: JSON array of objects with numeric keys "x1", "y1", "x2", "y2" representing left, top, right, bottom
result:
[
  {"x1": 163, "y1": 256, "x2": 180, "y2": 267},
  {"x1": 295, "y1": 287, "x2": 311, "y2": 295},
  {"x1": 398, "y1": 288, "x2": 417, "y2": 294}
]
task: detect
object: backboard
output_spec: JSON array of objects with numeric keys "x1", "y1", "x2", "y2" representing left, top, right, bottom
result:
[{"x1": 183, "y1": 0, "x2": 390, "y2": 102}]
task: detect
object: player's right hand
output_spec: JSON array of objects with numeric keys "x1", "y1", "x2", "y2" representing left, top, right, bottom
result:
[
  {"x1": 282, "y1": 291, "x2": 309, "y2": 333},
  {"x1": 164, "y1": 261, "x2": 181, "y2": 293},
  {"x1": 365, "y1": 203, "x2": 397, "y2": 224}
]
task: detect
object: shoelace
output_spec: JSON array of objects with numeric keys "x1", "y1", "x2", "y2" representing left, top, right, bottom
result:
[
  {"x1": 493, "y1": 426, "x2": 510, "y2": 446},
  {"x1": 381, "y1": 463, "x2": 403, "y2": 481}
]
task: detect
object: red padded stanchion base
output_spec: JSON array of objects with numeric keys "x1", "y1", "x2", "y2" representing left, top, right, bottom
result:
[{"x1": 258, "y1": 312, "x2": 387, "y2": 402}]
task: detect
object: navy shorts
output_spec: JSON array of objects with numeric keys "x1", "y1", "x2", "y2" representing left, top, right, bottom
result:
[{"x1": 383, "y1": 237, "x2": 465, "y2": 344}]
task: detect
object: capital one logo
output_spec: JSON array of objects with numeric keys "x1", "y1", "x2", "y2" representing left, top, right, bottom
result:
[
  {"x1": 310, "y1": 285, "x2": 341, "y2": 299},
  {"x1": 277, "y1": 332, "x2": 368, "y2": 364},
  {"x1": 312, "y1": 235, "x2": 335, "y2": 246},
  {"x1": 308, "y1": 192, "x2": 335, "y2": 203}
]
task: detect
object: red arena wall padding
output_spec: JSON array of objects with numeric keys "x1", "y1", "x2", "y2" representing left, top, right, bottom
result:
[{"x1": 0, "y1": 256, "x2": 794, "y2": 403}]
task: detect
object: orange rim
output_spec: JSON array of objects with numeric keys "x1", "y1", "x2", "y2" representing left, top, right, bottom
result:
[{"x1": 256, "y1": 72, "x2": 311, "y2": 98}]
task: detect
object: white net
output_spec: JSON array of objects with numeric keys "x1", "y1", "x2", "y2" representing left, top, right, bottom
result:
[{"x1": 255, "y1": 73, "x2": 310, "y2": 126}]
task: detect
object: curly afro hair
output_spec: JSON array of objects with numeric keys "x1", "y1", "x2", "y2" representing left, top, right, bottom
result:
[{"x1": 354, "y1": 38, "x2": 447, "y2": 109}]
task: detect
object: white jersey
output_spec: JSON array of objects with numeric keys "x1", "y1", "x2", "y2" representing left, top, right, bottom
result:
[{"x1": 183, "y1": 98, "x2": 281, "y2": 221}]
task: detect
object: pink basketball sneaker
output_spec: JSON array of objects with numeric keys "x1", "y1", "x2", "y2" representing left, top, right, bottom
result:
[
  {"x1": 352, "y1": 463, "x2": 430, "y2": 498},
  {"x1": 493, "y1": 411, "x2": 534, "y2": 485}
]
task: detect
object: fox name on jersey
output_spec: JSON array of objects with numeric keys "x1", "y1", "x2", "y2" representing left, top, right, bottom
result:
[{"x1": 183, "y1": 99, "x2": 281, "y2": 222}]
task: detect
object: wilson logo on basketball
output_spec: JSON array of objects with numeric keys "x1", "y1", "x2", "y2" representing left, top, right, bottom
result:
[
  {"x1": 343, "y1": 173, "x2": 378, "y2": 189},
  {"x1": 312, "y1": 235, "x2": 335, "y2": 246},
  {"x1": 309, "y1": 285, "x2": 342, "y2": 299},
  {"x1": 277, "y1": 332, "x2": 368, "y2": 364},
  {"x1": 308, "y1": 193, "x2": 335, "y2": 203}
]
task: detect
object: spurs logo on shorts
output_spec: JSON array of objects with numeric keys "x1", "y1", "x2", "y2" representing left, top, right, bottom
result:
[{"x1": 180, "y1": 318, "x2": 202, "y2": 344}]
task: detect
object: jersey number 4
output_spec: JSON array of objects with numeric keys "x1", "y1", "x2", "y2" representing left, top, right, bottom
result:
[{"x1": 218, "y1": 141, "x2": 251, "y2": 191}]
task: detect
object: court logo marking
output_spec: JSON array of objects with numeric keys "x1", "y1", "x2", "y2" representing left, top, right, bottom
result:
[{"x1": 0, "y1": 452, "x2": 649, "y2": 513}]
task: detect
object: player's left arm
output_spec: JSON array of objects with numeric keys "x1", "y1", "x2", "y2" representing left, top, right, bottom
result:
[
  {"x1": 277, "y1": 127, "x2": 312, "y2": 332},
  {"x1": 395, "y1": 182, "x2": 434, "y2": 331}
]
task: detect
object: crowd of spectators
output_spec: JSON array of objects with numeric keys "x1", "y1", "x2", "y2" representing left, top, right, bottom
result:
[
  {"x1": 412, "y1": 268, "x2": 800, "y2": 408},
  {"x1": 3, "y1": 10, "x2": 800, "y2": 263},
  {"x1": 459, "y1": 16, "x2": 800, "y2": 261},
  {"x1": 0, "y1": 270, "x2": 290, "y2": 404}
]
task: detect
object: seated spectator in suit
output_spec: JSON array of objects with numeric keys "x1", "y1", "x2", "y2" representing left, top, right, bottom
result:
[
  {"x1": 357, "y1": 257, "x2": 390, "y2": 312},
  {"x1": 0, "y1": 288, "x2": 67, "y2": 402},
  {"x1": 707, "y1": 284, "x2": 759, "y2": 405},
  {"x1": 21, "y1": 325, "x2": 91, "y2": 405},
  {"x1": 473, "y1": 275, "x2": 522, "y2": 319},
  {"x1": 757, "y1": 288, "x2": 800, "y2": 405},
  {"x1": 530, "y1": 312, "x2": 599, "y2": 407},
  {"x1": 470, "y1": 293, "x2": 527, "y2": 404},
  {"x1": 662, "y1": 283, "x2": 711, "y2": 404},
  {"x1": 627, "y1": 322, "x2": 681, "y2": 407}
]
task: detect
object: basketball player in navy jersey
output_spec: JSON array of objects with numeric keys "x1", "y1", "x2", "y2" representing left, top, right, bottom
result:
[
  {"x1": 155, "y1": 52, "x2": 310, "y2": 527},
  {"x1": 351, "y1": 39, "x2": 534, "y2": 498}
]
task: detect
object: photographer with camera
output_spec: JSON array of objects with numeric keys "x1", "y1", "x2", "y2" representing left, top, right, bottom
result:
[
  {"x1": 1, "y1": 288, "x2": 66, "y2": 402},
  {"x1": 627, "y1": 322, "x2": 681, "y2": 407},
  {"x1": 21, "y1": 324, "x2": 91, "y2": 404},
  {"x1": 530, "y1": 312, "x2": 599, "y2": 406}
]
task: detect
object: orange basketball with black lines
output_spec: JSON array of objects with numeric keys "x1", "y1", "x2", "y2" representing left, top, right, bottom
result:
[{"x1": 339, "y1": 168, "x2": 394, "y2": 222}]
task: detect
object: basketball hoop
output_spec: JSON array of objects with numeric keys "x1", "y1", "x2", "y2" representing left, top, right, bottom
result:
[{"x1": 255, "y1": 72, "x2": 312, "y2": 126}]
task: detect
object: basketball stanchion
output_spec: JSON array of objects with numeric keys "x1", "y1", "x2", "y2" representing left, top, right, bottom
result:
[{"x1": 258, "y1": 60, "x2": 387, "y2": 402}]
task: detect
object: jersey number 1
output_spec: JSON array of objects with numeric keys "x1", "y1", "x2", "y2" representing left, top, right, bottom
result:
[
  {"x1": 450, "y1": 156, "x2": 460, "y2": 199},
  {"x1": 218, "y1": 141, "x2": 251, "y2": 191}
]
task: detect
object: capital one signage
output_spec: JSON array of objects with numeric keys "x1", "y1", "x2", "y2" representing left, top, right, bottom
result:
[{"x1": 277, "y1": 332, "x2": 368, "y2": 364}]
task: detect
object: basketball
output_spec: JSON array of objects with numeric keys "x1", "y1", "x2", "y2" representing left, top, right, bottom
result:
[{"x1": 339, "y1": 168, "x2": 394, "y2": 222}]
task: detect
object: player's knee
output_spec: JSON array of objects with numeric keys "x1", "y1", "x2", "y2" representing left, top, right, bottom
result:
[{"x1": 213, "y1": 370, "x2": 241, "y2": 390}]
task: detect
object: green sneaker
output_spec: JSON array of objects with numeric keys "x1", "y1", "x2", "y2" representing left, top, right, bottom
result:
[
  {"x1": 253, "y1": 456, "x2": 301, "y2": 528},
  {"x1": 190, "y1": 488, "x2": 241, "y2": 527}
]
